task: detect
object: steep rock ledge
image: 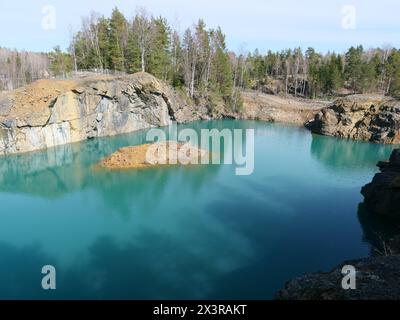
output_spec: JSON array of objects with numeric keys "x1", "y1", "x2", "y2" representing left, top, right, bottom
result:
[
  {"x1": 361, "y1": 149, "x2": 400, "y2": 218},
  {"x1": 0, "y1": 73, "x2": 187, "y2": 155},
  {"x1": 306, "y1": 94, "x2": 400, "y2": 144}
]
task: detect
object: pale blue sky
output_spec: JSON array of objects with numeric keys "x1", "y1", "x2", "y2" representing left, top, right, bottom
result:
[{"x1": 1, "y1": 0, "x2": 399, "y2": 54}]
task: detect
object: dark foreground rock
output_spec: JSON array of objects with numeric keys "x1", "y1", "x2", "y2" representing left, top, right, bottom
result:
[
  {"x1": 306, "y1": 94, "x2": 400, "y2": 144},
  {"x1": 277, "y1": 255, "x2": 400, "y2": 300},
  {"x1": 361, "y1": 149, "x2": 400, "y2": 218}
]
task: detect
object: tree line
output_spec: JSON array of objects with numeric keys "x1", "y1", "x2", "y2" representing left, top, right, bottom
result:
[
  {"x1": 62, "y1": 8, "x2": 241, "y2": 111},
  {"x1": 2, "y1": 6, "x2": 400, "y2": 103},
  {"x1": 0, "y1": 48, "x2": 50, "y2": 91},
  {"x1": 245, "y1": 45, "x2": 400, "y2": 98},
  {"x1": 54, "y1": 7, "x2": 400, "y2": 102}
]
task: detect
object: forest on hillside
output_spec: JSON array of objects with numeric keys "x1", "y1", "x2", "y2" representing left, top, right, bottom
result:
[
  {"x1": 2, "y1": 7, "x2": 400, "y2": 108},
  {"x1": 0, "y1": 48, "x2": 49, "y2": 91}
]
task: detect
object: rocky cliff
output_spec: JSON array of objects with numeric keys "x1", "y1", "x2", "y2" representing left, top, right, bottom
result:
[
  {"x1": 306, "y1": 94, "x2": 400, "y2": 144},
  {"x1": 361, "y1": 149, "x2": 400, "y2": 218},
  {"x1": 0, "y1": 72, "x2": 200, "y2": 155},
  {"x1": 0, "y1": 73, "x2": 329, "y2": 155}
]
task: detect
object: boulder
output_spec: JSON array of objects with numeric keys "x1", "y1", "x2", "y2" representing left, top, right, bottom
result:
[
  {"x1": 306, "y1": 94, "x2": 400, "y2": 144},
  {"x1": 361, "y1": 149, "x2": 400, "y2": 218}
]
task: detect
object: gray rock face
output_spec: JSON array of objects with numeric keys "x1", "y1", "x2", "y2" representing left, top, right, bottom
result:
[
  {"x1": 277, "y1": 255, "x2": 400, "y2": 300},
  {"x1": 0, "y1": 97, "x2": 13, "y2": 116},
  {"x1": 0, "y1": 73, "x2": 187, "y2": 155},
  {"x1": 361, "y1": 149, "x2": 400, "y2": 218},
  {"x1": 306, "y1": 94, "x2": 400, "y2": 144}
]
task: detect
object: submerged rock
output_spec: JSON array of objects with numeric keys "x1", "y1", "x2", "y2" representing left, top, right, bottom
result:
[
  {"x1": 277, "y1": 255, "x2": 400, "y2": 300},
  {"x1": 306, "y1": 94, "x2": 400, "y2": 144},
  {"x1": 361, "y1": 149, "x2": 400, "y2": 218}
]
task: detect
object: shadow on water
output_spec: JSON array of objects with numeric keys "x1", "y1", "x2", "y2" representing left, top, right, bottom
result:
[
  {"x1": 310, "y1": 133, "x2": 395, "y2": 173},
  {"x1": 0, "y1": 242, "x2": 56, "y2": 300},
  {"x1": 59, "y1": 232, "x2": 242, "y2": 300},
  {"x1": 0, "y1": 224, "x2": 254, "y2": 300},
  {"x1": 357, "y1": 203, "x2": 400, "y2": 256},
  {"x1": 2, "y1": 201, "x2": 396, "y2": 300}
]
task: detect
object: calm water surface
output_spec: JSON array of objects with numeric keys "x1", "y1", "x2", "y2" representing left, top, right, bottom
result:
[{"x1": 0, "y1": 120, "x2": 396, "y2": 299}]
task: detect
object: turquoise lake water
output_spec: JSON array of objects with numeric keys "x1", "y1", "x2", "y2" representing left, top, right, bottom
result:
[{"x1": 0, "y1": 120, "x2": 397, "y2": 300}]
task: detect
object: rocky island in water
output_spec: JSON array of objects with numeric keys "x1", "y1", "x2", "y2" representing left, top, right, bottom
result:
[{"x1": 98, "y1": 141, "x2": 208, "y2": 170}]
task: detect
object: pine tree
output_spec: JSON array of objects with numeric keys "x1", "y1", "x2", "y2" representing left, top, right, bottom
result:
[
  {"x1": 182, "y1": 28, "x2": 196, "y2": 97},
  {"x1": 209, "y1": 28, "x2": 233, "y2": 103},
  {"x1": 126, "y1": 24, "x2": 142, "y2": 73},
  {"x1": 147, "y1": 17, "x2": 171, "y2": 80},
  {"x1": 49, "y1": 46, "x2": 73, "y2": 77},
  {"x1": 171, "y1": 30, "x2": 184, "y2": 87},
  {"x1": 306, "y1": 47, "x2": 321, "y2": 98},
  {"x1": 345, "y1": 45, "x2": 364, "y2": 93},
  {"x1": 194, "y1": 19, "x2": 211, "y2": 95},
  {"x1": 386, "y1": 50, "x2": 400, "y2": 96},
  {"x1": 109, "y1": 7, "x2": 127, "y2": 71},
  {"x1": 97, "y1": 17, "x2": 111, "y2": 70}
]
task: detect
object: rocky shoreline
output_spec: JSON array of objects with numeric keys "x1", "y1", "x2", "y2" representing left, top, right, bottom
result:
[
  {"x1": 2, "y1": 72, "x2": 400, "y2": 156},
  {"x1": 277, "y1": 255, "x2": 400, "y2": 300},
  {"x1": 0, "y1": 72, "x2": 330, "y2": 156},
  {"x1": 277, "y1": 149, "x2": 400, "y2": 300},
  {"x1": 306, "y1": 94, "x2": 400, "y2": 144},
  {"x1": 361, "y1": 149, "x2": 400, "y2": 218}
]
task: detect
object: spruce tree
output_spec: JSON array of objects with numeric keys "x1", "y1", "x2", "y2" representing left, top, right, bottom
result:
[
  {"x1": 345, "y1": 46, "x2": 364, "y2": 93},
  {"x1": 210, "y1": 28, "x2": 233, "y2": 104},
  {"x1": 109, "y1": 7, "x2": 127, "y2": 72},
  {"x1": 147, "y1": 17, "x2": 171, "y2": 80}
]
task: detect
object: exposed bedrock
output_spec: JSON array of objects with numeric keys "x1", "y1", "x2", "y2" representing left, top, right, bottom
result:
[
  {"x1": 361, "y1": 149, "x2": 400, "y2": 218},
  {"x1": 306, "y1": 94, "x2": 400, "y2": 144},
  {"x1": 0, "y1": 72, "x2": 198, "y2": 155}
]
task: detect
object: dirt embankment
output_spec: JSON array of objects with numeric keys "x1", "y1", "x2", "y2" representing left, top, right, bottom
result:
[
  {"x1": 240, "y1": 90, "x2": 330, "y2": 125},
  {"x1": 0, "y1": 75, "x2": 121, "y2": 124},
  {"x1": 0, "y1": 79, "x2": 77, "y2": 124}
]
